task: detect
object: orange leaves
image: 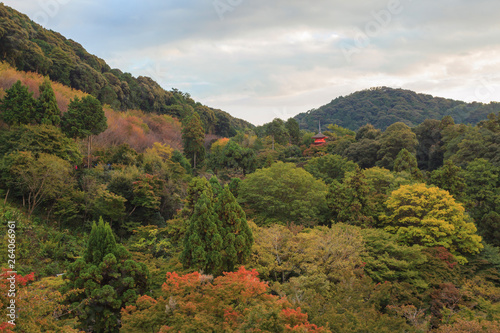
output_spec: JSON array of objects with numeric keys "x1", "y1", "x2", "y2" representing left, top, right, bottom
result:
[{"x1": 94, "y1": 109, "x2": 182, "y2": 152}]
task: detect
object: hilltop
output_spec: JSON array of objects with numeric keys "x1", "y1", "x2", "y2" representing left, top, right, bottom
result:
[{"x1": 295, "y1": 86, "x2": 500, "y2": 131}]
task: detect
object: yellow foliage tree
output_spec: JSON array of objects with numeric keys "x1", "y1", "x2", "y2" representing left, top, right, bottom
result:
[{"x1": 380, "y1": 183, "x2": 482, "y2": 263}]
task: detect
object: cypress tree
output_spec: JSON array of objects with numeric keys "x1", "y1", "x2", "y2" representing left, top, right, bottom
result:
[
  {"x1": 181, "y1": 112, "x2": 205, "y2": 169},
  {"x1": 36, "y1": 78, "x2": 61, "y2": 126},
  {"x1": 215, "y1": 185, "x2": 253, "y2": 272},
  {"x1": 84, "y1": 216, "x2": 117, "y2": 265},
  {"x1": 181, "y1": 193, "x2": 223, "y2": 275}
]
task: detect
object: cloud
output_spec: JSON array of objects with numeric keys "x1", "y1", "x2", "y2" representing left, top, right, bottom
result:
[{"x1": 3, "y1": 0, "x2": 500, "y2": 124}]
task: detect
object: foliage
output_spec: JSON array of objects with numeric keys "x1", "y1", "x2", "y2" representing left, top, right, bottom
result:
[
  {"x1": 36, "y1": 77, "x2": 61, "y2": 126},
  {"x1": 239, "y1": 162, "x2": 328, "y2": 225},
  {"x1": 61, "y1": 95, "x2": 107, "y2": 139},
  {"x1": 430, "y1": 160, "x2": 467, "y2": 202},
  {"x1": 393, "y1": 148, "x2": 423, "y2": 181},
  {"x1": 121, "y1": 267, "x2": 330, "y2": 332},
  {"x1": 377, "y1": 122, "x2": 418, "y2": 170},
  {"x1": 380, "y1": 183, "x2": 483, "y2": 263},
  {"x1": 0, "y1": 79, "x2": 36, "y2": 126},
  {"x1": 305, "y1": 154, "x2": 357, "y2": 184}
]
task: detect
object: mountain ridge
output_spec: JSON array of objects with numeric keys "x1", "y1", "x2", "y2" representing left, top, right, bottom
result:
[{"x1": 294, "y1": 86, "x2": 500, "y2": 132}]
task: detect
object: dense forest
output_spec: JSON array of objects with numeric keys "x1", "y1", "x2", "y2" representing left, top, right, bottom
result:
[
  {"x1": 295, "y1": 86, "x2": 500, "y2": 131},
  {"x1": 1, "y1": 4, "x2": 500, "y2": 333}
]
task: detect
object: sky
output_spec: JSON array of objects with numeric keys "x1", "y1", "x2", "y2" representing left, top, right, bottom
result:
[{"x1": 4, "y1": 0, "x2": 500, "y2": 125}]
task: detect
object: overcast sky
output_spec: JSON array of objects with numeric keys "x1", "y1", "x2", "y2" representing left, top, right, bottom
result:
[{"x1": 5, "y1": 0, "x2": 500, "y2": 125}]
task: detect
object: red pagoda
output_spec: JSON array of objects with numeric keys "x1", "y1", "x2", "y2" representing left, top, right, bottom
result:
[{"x1": 312, "y1": 122, "x2": 327, "y2": 145}]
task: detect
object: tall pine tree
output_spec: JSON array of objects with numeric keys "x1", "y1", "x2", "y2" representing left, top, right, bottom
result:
[{"x1": 0, "y1": 80, "x2": 36, "y2": 126}]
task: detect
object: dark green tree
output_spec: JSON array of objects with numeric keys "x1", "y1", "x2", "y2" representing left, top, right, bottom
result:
[
  {"x1": 61, "y1": 95, "x2": 108, "y2": 139},
  {"x1": 36, "y1": 78, "x2": 61, "y2": 126},
  {"x1": 0, "y1": 80, "x2": 36, "y2": 126},
  {"x1": 63, "y1": 217, "x2": 149, "y2": 333},
  {"x1": 182, "y1": 112, "x2": 205, "y2": 169},
  {"x1": 267, "y1": 118, "x2": 288, "y2": 149},
  {"x1": 285, "y1": 118, "x2": 301, "y2": 145},
  {"x1": 377, "y1": 122, "x2": 418, "y2": 170},
  {"x1": 305, "y1": 154, "x2": 358, "y2": 184},
  {"x1": 181, "y1": 193, "x2": 223, "y2": 275},
  {"x1": 215, "y1": 185, "x2": 253, "y2": 272},
  {"x1": 464, "y1": 158, "x2": 499, "y2": 221},
  {"x1": 429, "y1": 160, "x2": 466, "y2": 201}
]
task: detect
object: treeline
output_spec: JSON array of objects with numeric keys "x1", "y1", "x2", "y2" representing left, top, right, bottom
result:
[
  {"x1": 0, "y1": 4, "x2": 252, "y2": 136},
  {"x1": 295, "y1": 86, "x2": 500, "y2": 131}
]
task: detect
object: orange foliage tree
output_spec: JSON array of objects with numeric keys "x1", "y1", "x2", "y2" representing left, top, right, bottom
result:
[{"x1": 121, "y1": 267, "x2": 330, "y2": 333}]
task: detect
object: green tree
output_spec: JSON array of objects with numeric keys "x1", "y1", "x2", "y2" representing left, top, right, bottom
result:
[
  {"x1": 181, "y1": 193, "x2": 223, "y2": 275},
  {"x1": 215, "y1": 185, "x2": 253, "y2": 272},
  {"x1": 377, "y1": 122, "x2": 418, "y2": 170},
  {"x1": 267, "y1": 118, "x2": 288, "y2": 150},
  {"x1": 61, "y1": 95, "x2": 108, "y2": 139},
  {"x1": 464, "y1": 158, "x2": 499, "y2": 221},
  {"x1": 0, "y1": 80, "x2": 36, "y2": 126},
  {"x1": 285, "y1": 118, "x2": 301, "y2": 145},
  {"x1": 380, "y1": 183, "x2": 483, "y2": 263},
  {"x1": 1, "y1": 151, "x2": 74, "y2": 217},
  {"x1": 430, "y1": 160, "x2": 466, "y2": 201},
  {"x1": 305, "y1": 154, "x2": 358, "y2": 184},
  {"x1": 36, "y1": 78, "x2": 60, "y2": 126},
  {"x1": 239, "y1": 162, "x2": 328, "y2": 225},
  {"x1": 327, "y1": 167, "x2": 375, "y2": 226},
  {"x1": 393, "y1": 148, "x2": 423, "y2": 181},
  {"x1": 63, "y1": 217, "x2": 149, "y2": 332},
  {"x1": 182, "y1": 112, "x2": 205, "y2": 169}
]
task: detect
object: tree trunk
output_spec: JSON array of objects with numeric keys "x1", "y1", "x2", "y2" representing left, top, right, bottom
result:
[{"x1": 194, "y1": 151, "x2": 197, "y2": 169}]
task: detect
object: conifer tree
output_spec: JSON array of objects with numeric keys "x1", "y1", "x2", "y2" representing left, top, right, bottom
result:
[
  {"x1": 84, "y1": 217, "x2": 118, "y2": 265},
  {"x1": 36, "y1": 78, "x2": 61, "y2": 125},
  {"x1": 182, "y1": 112, "x2": 205, "y2": 169},
  {"x1": 215, "y1": 185, "x2": 253, "y2": 272},
  {"x1": 0, "y1": 80, "x2": 36, "y2": 126},
  {"x1": 181, "y1": 193, "x2": 223, "y2": 275},
  {"x1": 393, "y1": 148, "x2": 424, "y2": 181}
]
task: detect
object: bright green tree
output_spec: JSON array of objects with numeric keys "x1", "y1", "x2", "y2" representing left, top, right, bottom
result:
[
  {"x1": 180, "y1": 193, "x2": 223, "y2": 275},
  {"x1": 182, "y1": 112, "x2": 205, "y2": 169},
  {"x1": 380, "y1": 183, "x2": 483, "y2": 263},
  {"x1": 215, "y1": 185, "x2": 253, "y2": 272},
  {"x1": 0, "y1": 80, "x2": 36, "y2": 126},
  {"x1": 63, "y1": 217, "x2": 149, "y2": 333},
  {"x1": 239, "y1": 162, "x2": 328, "y2": 224},
  {"x1": 36, "y1": 78, "x2": 60, "y2": 126}
]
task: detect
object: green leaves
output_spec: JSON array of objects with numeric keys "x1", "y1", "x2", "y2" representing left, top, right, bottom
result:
[
  {"x1": 61, "y1": 95, "x2": 107, "y2": 139},
  {"x1": 181, "y1": 112, "x2": 205, "y2": 169}
]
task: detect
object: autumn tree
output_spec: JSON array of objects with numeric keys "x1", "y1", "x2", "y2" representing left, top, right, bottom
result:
[
  {"x1": 380, "y1": 183, "x2": 483, "y2": 263},
  {"x1": 63, "y1": 217, "x2": 149, "y2": 333},
  {"x1": 0, "y1": 80, "x2": 36, "y2": 126},
  {"x1": 181, "y1": 112, "x2": 205, "y2": 169}
]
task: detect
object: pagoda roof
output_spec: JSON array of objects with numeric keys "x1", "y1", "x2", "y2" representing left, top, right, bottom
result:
[{"x1": 312, "y1": 132, "x2": 327, "y2": 139}]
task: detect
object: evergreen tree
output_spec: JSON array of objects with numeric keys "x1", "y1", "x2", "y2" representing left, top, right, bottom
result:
[
  {"x1": 393, "y1": 148, "x2": 423, "y2": 181},
  {"x1": 377, "y1": 122, "x2": 418, "y2": 170},
  {"x1": 63, "y1": 217, "x2": 149, "y2": 333},
  {"x1": 215, "y1": 185, "x2": 254, "y2": 272},
  {"x1": 61, "y1": 95, "x2": 107, "y2": 139},
  {"x1": 0, "y1": 80, "x2": 36, "y2": 126},
  {"x1": 209, "y1": 175, "x2": 223, "y2": 198},
  {"x1": 182, "y1": 112, "x2": 205, "y2": 169},
  {"x1": 181, "y1": 193, "x2": 223, "y2": 275},
  {"x1": 36, "y1": 78, "x2": 60, "y2": 126},
  {"x1": 285, "y1": 118, "x2": 300, "y2": 145},
  {"x1": 430, "y1": 159, "x2": 466, "y2": 201}
]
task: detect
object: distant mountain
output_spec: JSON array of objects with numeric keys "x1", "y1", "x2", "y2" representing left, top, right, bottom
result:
[
  {"x1": 295, "y1": 87, "x2": 500, "y2": 131},
  {"x1": 0, "y1": 4, "x2": 252, "y2": 136}
]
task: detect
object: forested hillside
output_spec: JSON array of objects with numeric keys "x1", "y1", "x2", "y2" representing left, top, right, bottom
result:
[
  {"x1": 1, "y1": 3, "x2": 500, "y2": 333},
  {"x1": 0, "y1": 4, "x2": 252, "y2": 137},
  {"x1": 295, "y1": 86, "x2": 500, "y2": 131}
]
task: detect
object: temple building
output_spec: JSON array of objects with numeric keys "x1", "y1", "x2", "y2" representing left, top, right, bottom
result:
[{"x1": 312, "y1": 122, "x2": 327, "y2": 145}]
